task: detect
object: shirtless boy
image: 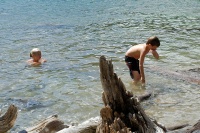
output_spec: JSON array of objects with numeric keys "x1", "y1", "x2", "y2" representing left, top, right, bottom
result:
[
  {"x1": 125, "y1": 36, "x2": 160, "y2": 84},
  {"x1": 27, "y1": 48, "x2": 47, "y2": 66}
]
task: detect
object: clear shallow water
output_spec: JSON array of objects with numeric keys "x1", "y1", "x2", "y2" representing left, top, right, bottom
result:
[{"x1": 0, "y1": 0, "x2": 200, "y2": 132}]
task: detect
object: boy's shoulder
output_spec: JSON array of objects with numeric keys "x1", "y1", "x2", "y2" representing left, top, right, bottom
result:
[
  {"x1": 27, "y1": 59, "x2": 33, "y2": 63},
  {"x1": 134, "y1": 43, "x2": 147, "y2": 50},
  {"x1": 39, "y1": 58, "x2": 47, "y2": 63},
  {"x1": 137, "y1": 44, "x2": 150, "y2": 54}
]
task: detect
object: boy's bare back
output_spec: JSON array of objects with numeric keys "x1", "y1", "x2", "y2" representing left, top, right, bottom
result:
[{"x1": 125, "y1": 44, "x2": 149, "y2": 59}]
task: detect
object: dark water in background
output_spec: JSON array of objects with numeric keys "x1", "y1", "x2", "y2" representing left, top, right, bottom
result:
[{"x1": 0, "y1": 0, "x2": 200, "y2": 132}]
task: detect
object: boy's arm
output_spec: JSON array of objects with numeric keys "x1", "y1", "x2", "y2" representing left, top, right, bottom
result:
[
  {"x1": 150, "y1": 50, "x2": 159, "y2": 59},
  {"x1": 32, "y1": 62, "x2": 41, "y2": 66},
  {"x1": 139, "y1": 48, "x2": 149, "y2": 84}
]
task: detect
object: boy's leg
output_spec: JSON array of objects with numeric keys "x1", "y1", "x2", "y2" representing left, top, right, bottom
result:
[{"x1": 132, "y1": 71, "x2": 141, "y2": 83}]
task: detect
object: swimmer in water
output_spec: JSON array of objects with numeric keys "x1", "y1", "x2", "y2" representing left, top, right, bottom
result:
[{"x1": 27, "y1": 48, "x2": 47, "y2": 66}]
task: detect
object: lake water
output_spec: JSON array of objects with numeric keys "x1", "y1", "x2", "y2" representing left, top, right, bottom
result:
[{"x1": 0, "y1": 0, "x2": 200, "y2": 132}]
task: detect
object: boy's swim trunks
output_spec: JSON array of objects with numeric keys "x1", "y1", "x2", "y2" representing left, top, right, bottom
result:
[{"x1": 125, "y1": 56, "x2": 140, "y2": 79}]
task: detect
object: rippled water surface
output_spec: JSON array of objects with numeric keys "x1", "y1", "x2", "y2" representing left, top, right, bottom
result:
[{"x1": 0, "y1": 0, "x2": 200, "y2": 132}]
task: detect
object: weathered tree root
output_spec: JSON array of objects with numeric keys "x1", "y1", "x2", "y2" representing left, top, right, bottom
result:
[
  {"x1": 138, "y1": 92, "x2": 152, "y2": 102},
  {"x1": 57, "y1": 117, "x2": 101, "y2": 133},
  {"x1": 0, "y1": 104, "x2": 18, "y2": 133},
  {"x1": 184, "y1": 120, "x2": 200, "y2": 133},
  {"x1": 166, "y1": 123, "x2": 189, "y2": 131},
  {"x1": 19, "y1": 115, "x2": 68, "y2": 133}
]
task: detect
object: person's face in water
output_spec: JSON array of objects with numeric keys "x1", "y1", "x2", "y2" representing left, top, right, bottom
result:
[{"x1": 32, "y1": 52, "x2": 41, "y2": 62}]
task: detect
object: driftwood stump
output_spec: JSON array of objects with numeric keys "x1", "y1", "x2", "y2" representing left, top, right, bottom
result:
[
  {"x1": 96, "y1": 56, "x2": 165, "y2": 133},
  {"x1": 0, "y1": 104, "x2": 18, "y2": 133}
]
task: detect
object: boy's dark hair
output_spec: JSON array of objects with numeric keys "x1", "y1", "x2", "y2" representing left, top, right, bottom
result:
[{"x1": 146, "y1": 36, "x2": 160, "y2": 47}]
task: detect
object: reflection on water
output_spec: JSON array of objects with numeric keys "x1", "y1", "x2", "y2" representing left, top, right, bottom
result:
[{"x1": 0, "y1": 0, "x2": 200, "y2": 132}]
